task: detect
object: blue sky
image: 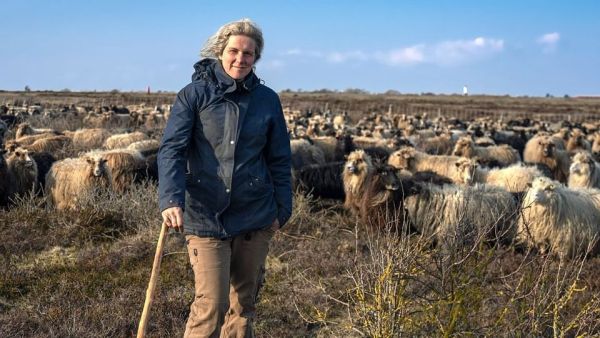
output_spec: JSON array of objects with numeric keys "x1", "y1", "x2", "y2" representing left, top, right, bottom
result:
[{"x1": 1, "y1": 0, "x2": 599, "y2": 96}]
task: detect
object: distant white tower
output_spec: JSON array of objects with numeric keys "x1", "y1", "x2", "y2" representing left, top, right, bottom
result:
[{"x1": 463, "y1": 85, "x2": 469, "y2": 96}]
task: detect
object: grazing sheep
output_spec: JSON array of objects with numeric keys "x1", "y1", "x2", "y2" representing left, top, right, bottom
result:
[
  {"x1": 25, "y1": 135, "x2": 73, "y2": 155},
  {"x1": 342, "y1": 150, "x2": 375, "y2": 214},
  {"x1": 388, "y1": 147, "x2": 465, "y2": 184},
  {"x1": 358, "y1": 164, "x2": 420, "y2": 230},
  {"x1": 103, "y1": 131, "x2": 148, "y2": 150},
  {"x1": 84, "y1": 149, "x2": 146, "y2": 193},
  {"x1": 568, "y1": 152, "x2": 600, "y2": 189},
  {"x1": 14, "y1": 122, "x2": 58, "y2": 139},
  {"x1": 293, "y1": 161, "x2": 345, "y2": 200},
  {"x1": 6, "y1": 147, "x2": 38, "y2": 198},
  {"x1": 13, "y1": 132, "x2": 62, "y2": 146},
  {"x1": 566, "y1": 128, "x2": 591, "y2": 153},
  {"x1": 310, "y1": 135, "x2": 355, "y2": 162},
  {"x1": 412, "y1": 132, "x2": 454, "y2": 155},
  {"x1": 45, "y1": 154, "x2": 112, "y2": 210},
  {"x1": 517, "y1": 177, "x2": 600, "y2": 258},
  {"x1": 126, "y1": 139, "x2": 160, "y2": 157},
  {"x1": 455, "y1": 158, "x2": 545, "y2": 193},
  {"x1": 404, "y1": 183, "x2": 518, "y2": 248},
  {"x1": 67, "y1": 128, "x2": 112, "y2": 151},
  {"x1": 290, "y1": 138, "x2": 326, "y2": 170},
  {"x1": 452, "y1": 136, "x2": 520, "y2": 167},
  {"x1": 523, "y1": 134, "x2": 571, "y2": 183}
]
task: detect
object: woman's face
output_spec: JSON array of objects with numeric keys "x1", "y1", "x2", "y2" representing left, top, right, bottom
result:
[{"x1": 219, "y1": 35, "x2": 256, "y2": 80}]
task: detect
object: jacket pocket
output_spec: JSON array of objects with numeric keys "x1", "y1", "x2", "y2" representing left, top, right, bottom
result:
[{"x1": 248, "y1": 174, "x2": 274, "y2": 198}]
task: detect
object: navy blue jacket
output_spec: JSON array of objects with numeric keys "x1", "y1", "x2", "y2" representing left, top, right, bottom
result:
[{"x1": 158, "y1": 58, "x2": 292, "y2": 238}]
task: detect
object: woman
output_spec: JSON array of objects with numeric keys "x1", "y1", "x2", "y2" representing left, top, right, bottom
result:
[{"x1": 157, "y1": 19, "x2": 292, "y2": 337}]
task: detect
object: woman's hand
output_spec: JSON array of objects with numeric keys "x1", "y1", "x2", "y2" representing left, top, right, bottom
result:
[{"x1": 161, "y1": 207, "x2": 184, "y2": 232}]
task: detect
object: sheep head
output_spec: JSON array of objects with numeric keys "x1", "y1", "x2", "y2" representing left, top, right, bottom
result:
[
  {"x1": 569, "y1": 152, "x2": 595, "y2": 176},
  {"x1": 454, "y1": 157, "x2": 478, "y2": 184},
  {"x1": 7, "y1": 147, "x2": 35, "y2": 169},
  {"x1": 527, "y1": 177, "x2": 558, "y2": 205},
  {"x1": 538, "y1": 137, "x2": 556, "y2": 158},
  {"x1": 344, "y1": 149, "x2": 373, "y2": 176},
  {"x1": 388, "y1": 147, "x2": 415, "y2": 170},
  {"x1": 452, "y1": 137, "x2": 474, "y2": 157},
  {"x1": 84, "y1": 154, "x2": 109, "y2": 178}
]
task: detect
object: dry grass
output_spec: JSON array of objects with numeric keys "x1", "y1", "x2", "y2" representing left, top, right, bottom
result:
[{"x1": 1, "y1": 91, "x2": 600, "y2": 337}]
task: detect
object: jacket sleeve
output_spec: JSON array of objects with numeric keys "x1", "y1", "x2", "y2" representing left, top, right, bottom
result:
[
  {"x1": 157, "y1": 86, "x2": 197, "y2": 212},
  {"x1": 264, "y1": 95, "x2": 293, "y2": 227}
]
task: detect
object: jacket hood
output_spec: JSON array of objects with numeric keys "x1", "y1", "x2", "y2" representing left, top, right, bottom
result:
[{"x1": 192, "y1": 58, "x2": 260, "y2": 92}]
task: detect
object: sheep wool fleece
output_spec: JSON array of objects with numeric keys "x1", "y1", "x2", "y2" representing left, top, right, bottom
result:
[{"x1": 158, "y1": 58, "x2": 292, "y2": 238}]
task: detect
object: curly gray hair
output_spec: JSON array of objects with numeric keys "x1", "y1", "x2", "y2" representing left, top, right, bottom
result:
[{"x1": 200, "y1": 18, "x2": 264, "y2": 62}]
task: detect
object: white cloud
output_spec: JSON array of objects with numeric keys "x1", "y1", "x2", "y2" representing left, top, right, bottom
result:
[
  {"x1": 433, "y1": 37, "x2": 504, "y2": 65},
  {"x1": 279, "y1": 36, "x2": 504, "y2": 67},
  {"x1": 537, "y1": 32, "x2": 560, "y2": 52}
]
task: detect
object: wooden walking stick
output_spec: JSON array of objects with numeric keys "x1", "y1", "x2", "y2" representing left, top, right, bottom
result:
[{"x1": 137, "y1": 222, "x2": 169, "y2": 338}]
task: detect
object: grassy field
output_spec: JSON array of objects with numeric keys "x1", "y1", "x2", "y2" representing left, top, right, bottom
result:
[{"x1": 1, "y1": 91, "x2": 600, "y2": 337}]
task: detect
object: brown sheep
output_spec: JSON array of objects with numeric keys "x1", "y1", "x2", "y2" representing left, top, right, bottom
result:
[
  {"x1": 342, "y1": 149, "x2": 375, "y2": 215},
  {"x1": 14, "y1": 122, "x2": 58, "y2": 139},
  {"x1": 565, "y1": 128, "x2": 591, "y2": 153},
  {"x1": 523, "y1": 134, "x2": 571, "y2": 183},
  {"x1": 25, "y1": 135, "x2": 73, "y2": 155},
  {"x1": 103, "y1": 131, "x2": 149, "y2": 150},
  {"x1": 85, "y1": 149, "x2": 146, "y2": 193},
  {"x1": 12, "y1": 132, "x2": 62, "y2": 146},
  {"x1": 568, "y1": 151, "x2": 600, "y2": 189},
  {"x1": 6, "y1": 147, "x2": 39, "y2": 198},
  {"x1": 67, "y1": 128, "x2": 112, "y2": 151},
  {"x1": 452, "y1": 136, "x2": 520, "y2": 167},
  {"x1": 127, "y1": 139, "x2": 160, "y2": 157},
  {"x1": 388, "y1": 147, "x2": 464, "y2": 184},
  {"x1": 45, "y1": 154, "x2": 112, "y2": 210},
  {"x1": 357, "y1": 164, "x2": 419, "y2": 231}
]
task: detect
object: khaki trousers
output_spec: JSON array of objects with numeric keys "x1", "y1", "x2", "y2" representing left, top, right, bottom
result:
[{"x1": 184, "y1": 228, "x2": 274, "y2": 338}]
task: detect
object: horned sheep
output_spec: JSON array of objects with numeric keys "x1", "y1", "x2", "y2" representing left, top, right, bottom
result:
[{"x1": 517, "y1": 177, "x2": 600, "y2": 258}]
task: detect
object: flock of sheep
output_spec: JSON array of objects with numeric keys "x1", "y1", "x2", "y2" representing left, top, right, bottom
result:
[
  {"x1": 0, "y1": 104, "x2": 161, "y2": 211},
  {"x1": 288, "y1": 108, "x2": 600, "y2": 259},
  {"x1": 1, "y1": 102, "x2": 600, "y2": 259}
]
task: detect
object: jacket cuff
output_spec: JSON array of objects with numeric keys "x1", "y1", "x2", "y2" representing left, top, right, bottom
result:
[{"x1": 160, "y1": 198, "x2": 185, "y2": 213}]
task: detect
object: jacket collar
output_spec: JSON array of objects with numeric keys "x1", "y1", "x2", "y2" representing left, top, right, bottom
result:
[{"x1": 192, "y1": 58, "x2": 260, "y2": 93}]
